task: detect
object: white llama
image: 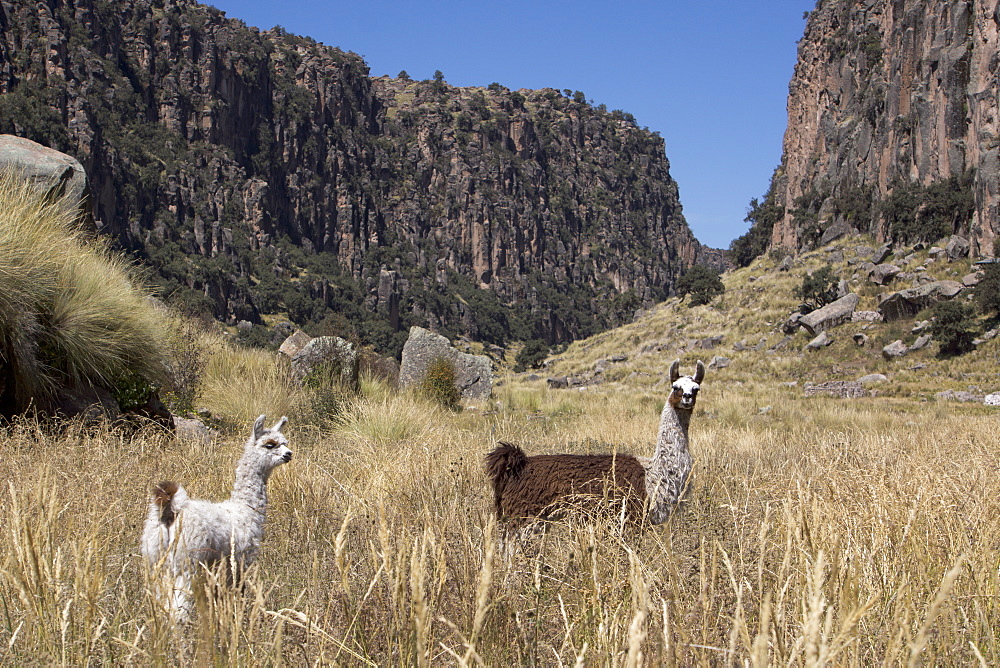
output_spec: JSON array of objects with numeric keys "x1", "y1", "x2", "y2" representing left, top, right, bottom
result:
[{"x1": 141, "y1": 414, "x2": 292, "y2": 620}]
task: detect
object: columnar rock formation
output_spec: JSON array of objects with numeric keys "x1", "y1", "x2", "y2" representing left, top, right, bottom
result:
[
  {"x1": 772, "y1": 0, "x2": 999, "y2": 255},
  {"x1": 0, "y1": 0, "x2": 720, "y2": 350}
]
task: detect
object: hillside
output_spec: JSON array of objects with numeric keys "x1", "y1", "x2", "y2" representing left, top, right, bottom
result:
[
  {"x1": 740, "y1": 0, "x2": 999, "y2": 259},
  {"x1": 0, "y1": 0, "x2": 719, "y2": 356},
  {"x1": 533, "y1": 236, "x2": 998, "y2": 404}
]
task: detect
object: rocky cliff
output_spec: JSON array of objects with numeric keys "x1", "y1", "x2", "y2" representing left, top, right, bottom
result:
[
  {"x1": 768, "y1": 0, "x2": 999, "y2": 256},
  {"x1": 0, "y1": 0, "x2": 717, "y2": 354}
]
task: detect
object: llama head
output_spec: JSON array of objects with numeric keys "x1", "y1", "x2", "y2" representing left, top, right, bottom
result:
[
  {"x1": 667, "y1": 359, "x2": 705, "y2": 410},
  {"x1": 244, "y1": 414, "x2": 293, "y2": 471}
]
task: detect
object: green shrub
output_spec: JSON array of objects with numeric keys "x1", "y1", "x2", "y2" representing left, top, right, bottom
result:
[
  {"x1": 974, "y1": 263, "x2": 1000, "y2": 325},
  {"x1": 514, "y1": 339, "x2": 549, "y2": 372},
  {"x1": 676, "y1": 265, "x2": 724, "y2": 307},
  {"x1": 797, "y1": 266, "x2": 839, "y2": 313},
  {"x1": 419, "y1": 356, "x2": 461, "y2": 411},
  {"x1": 929, "y1": 301, "x2": 978, "y2": 357}
]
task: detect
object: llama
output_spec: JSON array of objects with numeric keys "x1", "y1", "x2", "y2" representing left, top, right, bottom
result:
[
  {"x1": 485, "y1": 359, "x2": 704, "y2": 532},
  {"x1": 141, "y1": 414, "x2": 292, "y2": 620}
]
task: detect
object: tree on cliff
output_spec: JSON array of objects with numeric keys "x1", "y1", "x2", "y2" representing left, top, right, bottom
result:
[{"x1": 728, "y1": 171, "x2": 783, "y2": 268}]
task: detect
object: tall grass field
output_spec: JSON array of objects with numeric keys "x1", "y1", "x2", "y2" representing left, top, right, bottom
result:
[
  {"x1": 1, "y1": 175, "x2": 999, "y2": 664},
  {"x1": 1, "y1": 375, "x2": 999, "y2": 665}
]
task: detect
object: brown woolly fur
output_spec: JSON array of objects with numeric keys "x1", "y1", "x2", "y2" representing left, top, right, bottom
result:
[
  {"x1": 485, "y1": 442, "x2": 646, "y2": 526},
  {"x1": 153, "y1": 481, "x2": 178, "y2": 526}
]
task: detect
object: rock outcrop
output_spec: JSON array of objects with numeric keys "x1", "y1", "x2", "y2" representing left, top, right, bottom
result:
[
  {"x1": 769, "y1": 0, "x2": 999, "y2": 256},
  {"x1": 399, "y1": 326, "x2": 492, "y2": 400}
]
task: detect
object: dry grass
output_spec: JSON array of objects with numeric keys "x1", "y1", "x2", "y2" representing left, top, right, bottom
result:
[
  {"x1": 1, "y1": 235, "x2": 999, "y2": 663},
  {"x1": 1, "y1": 372, "x2": 999, "y2": 664}
]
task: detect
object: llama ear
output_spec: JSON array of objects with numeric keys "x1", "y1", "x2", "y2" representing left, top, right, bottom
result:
[
  {"x1": 271, "y1": 416, "x2": 288, "y2": 433},
  {"x1": 669, "y1": 359, "x2": 680, "y2": 383},
  {"x1": 253, "y1": 414, "x2": 267, "y2": 440},
  {"x1": 693, "y1": 360, "x2": 705, "y2": 384}
]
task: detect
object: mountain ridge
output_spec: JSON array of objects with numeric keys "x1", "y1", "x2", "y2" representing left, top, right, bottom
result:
[{"x1": 0, "y1": 0, "x2": 721, "y2": 355}]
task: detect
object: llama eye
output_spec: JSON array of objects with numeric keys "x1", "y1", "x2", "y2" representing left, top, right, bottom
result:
[{"x1": 263, "y1": 440, "x2": 279, "y2": 449}]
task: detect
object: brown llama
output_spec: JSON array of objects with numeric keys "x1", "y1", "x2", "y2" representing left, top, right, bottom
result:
[{"x1": 485, "y1": 359, "x2": 704, "y2": 532}]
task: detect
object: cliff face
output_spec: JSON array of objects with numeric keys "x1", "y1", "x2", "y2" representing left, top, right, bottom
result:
[
  {"x1": 773, "y1": 0, "x2": 999, "y2": 255},
  {"x1": 0, "y1": 0, "x2": 715, "y2": 352}
]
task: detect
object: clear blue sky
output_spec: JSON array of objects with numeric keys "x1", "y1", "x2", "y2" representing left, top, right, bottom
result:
[{"x1": 207, "y1": 0, "x2": 813, "y2": 250}]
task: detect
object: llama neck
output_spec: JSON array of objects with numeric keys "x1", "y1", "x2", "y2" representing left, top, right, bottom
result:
[
  {"x1": 654, "y1": 403, "x2": 691, "y2": 462},
  {"x1": 229, "y1": 455, "x2": 271, "y2": 516},
  {"x1": 644, "y1": 401, "x2": 694, "y2": 524}
]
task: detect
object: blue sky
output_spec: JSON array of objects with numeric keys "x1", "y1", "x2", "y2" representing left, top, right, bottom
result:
[{"x1": 207, "y1": 0, "x2": 814, "y2": 249}]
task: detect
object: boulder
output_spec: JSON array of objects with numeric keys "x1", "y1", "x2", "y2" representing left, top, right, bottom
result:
[
  {"x1": 858, "y1": 373, "x2": 888, "y2": 385},
  {"x1": 291, "y1": 336, "x2": 361, "y2": 392},
  {"x1": 399, "y1": 326, "x2": 492, "y2": 400},
  {"x1": 869, "y1": 264, "x2": 901, "y2": 285},
  {"x1": 936, "y1": 389, "x2": 981, "y2": 402},
  {"x1": 708, "y1": 355, "x2": 730, "y2": 369},
  {"x1": 908, "y1": 334, "x2": 932, "y2": 352},
  {"x1": 820, "y1": 219, "x2": 854, "y2": 245},
  {"x1": 877, "y1": 281, "x2": 964, "y2": 322},
  {"x1": 945, "y1": 235, "x2": 970, "y2": 260},
  {"x1": 852, "y1": 310, "x2": 883, "y2": 323},
  {"x1": 911, "y1": 320, "x2": 931, "y2": 334},
  {"x1": 804, "y1": 381, "x2": 866, "y2": 398},
  {"x1": 806, "y1": 331, "x2": 834, "y2": 350},
  {"x1": 783, "y1": 312, "x2": 803, "y2": 334},
  {"x1": 547, "y1": 376, "x2": 569, "y2": 390},
  {"x1": 962, "y1": 272, "x2": 983, "y2": 287},
  {"x1": 777, "y1": 255, "x2": 793, "y2": 272},
  {"x1": 984, "y1": 393, "x2": 1000, "y2": 406},
  {"x1": 0, "y1": 135, "x2": 94, "y2": 230},
  {"x1": 278, "y1": 330, "x2": 313, "y2": 358},
  {"x1": 52, "y1": 383, "x2": 119, "y2": 424},
  {"x1": 870, "y1": 242, "x2": 893, "y2": 265},
  {"x1": 853, "y1": 333, "x2": 869, "y2": 346},
  {"x1": 696, "y1": 335, "x2": 724, "y2": 349},
  {"x1": 799, "y1": 293, "x2": 859, "y2": 335},
  {"x1": 882, "y1": 340, "x2": 909, "y2": 359},
  {"x1": 174, "y1": 417, "x2": 219, "y2": 445}
]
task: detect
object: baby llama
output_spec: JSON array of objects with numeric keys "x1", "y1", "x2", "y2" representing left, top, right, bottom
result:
[
  {"x1": 141, "y1": 414, "x2": 292, "y2": 621},
  {"x1": 485, "y1": 359, "x2": 704, "y2": 532}
]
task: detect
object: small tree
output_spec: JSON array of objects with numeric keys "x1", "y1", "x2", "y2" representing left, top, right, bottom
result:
[
  {"x1": 419, "y1": 356, "x2": 462, "y2": 410},
  {"x1": 676, "y1": 265, "x2": 724, "y2": 307},
  {"x1": 930, "y1": 300, "x2": 978, "y2": 357},
  {"x1": 974, "y1": 263, "x2": 1000, "y2": 325},
  {"x1": 797, "y1": 266, "x2": 839, "y2": 313},
  {"x1": 514, "y1": 339, "x2": 549, "y2": 372},
  {"x1": 397, "y1": 70, "x2": 410, "y2": 81}
]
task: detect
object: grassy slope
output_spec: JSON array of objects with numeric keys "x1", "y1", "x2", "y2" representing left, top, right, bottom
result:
[{"x1": 1, "y1": 237, "x2": 999, "y2": 664}]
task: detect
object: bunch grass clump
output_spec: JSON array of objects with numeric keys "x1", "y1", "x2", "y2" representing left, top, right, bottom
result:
[{"x1": 0, "y1": 170, "x2": 167, "y2": 412}]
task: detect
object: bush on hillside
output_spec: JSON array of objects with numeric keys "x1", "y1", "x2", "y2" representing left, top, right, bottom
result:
[
  {"x1": 514, "y1": 339, "x2": 549, "y2": 372},
  {"x1": 0, "y1": 171, "x2": 168, "y2": 416},
  {"x1": 929, "y1": 301, "x2": 978, "y2": 357},
  {"x1": 676, "y1": 265, "x2": 724, "y2": 307},
  {"x1": 419, "y1": 357, "x2": 462, "y2": 411},
  {"x1": 974, "y1": 263, "x2": 1000, "y2": 325},
  {"x1": 797, "y1": 266, "x2": 839, "y2": 314}
]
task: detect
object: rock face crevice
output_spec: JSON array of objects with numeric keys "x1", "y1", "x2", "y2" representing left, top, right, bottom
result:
[
  {"x1": 772, "y1": 0, "x2": 999, "y2": 255},
  {"x1": 0, "y1": 0, "x2": 720, "y2": 350}
]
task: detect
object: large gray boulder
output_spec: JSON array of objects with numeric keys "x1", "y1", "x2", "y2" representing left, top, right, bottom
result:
[
  {"x1": 882, "y1": 340, "x2": 909, "y2": 359},
  {"x1": 0, "y1": 135, "x2": 94, "y2": 230},
  {"x1": 869, "y1": 264, "x2": 901, "y2": 285},
  {"x1": 799, "y1": 293, "x2": 859, "y2": 335},
  {"x1": 290, "y1": 336, "x2": 360, "y2": 392},
  {"x1": 945, "y1": 235, "x2": 970, "y2": 260},
  {"x1": 399, "y1": 326, "x2": 492, "y2": 401},
  {"x1": 877, "y1": 281, "x2": 964, "y2": 321},
  {"x1": 870, "y1": 242, "x2": 893, "y2": 265}
]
